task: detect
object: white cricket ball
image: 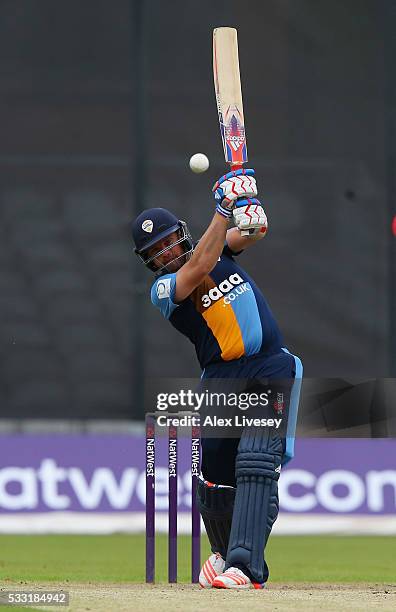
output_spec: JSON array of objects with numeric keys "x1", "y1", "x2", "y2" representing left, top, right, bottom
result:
[{"x1": 189, "y1": 153, "x2": 210, "y2": 174}]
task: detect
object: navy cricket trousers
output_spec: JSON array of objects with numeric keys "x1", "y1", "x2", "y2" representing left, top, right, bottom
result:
[{"x1": 200, "y1": 349, "x2": 299, "y2": 486}]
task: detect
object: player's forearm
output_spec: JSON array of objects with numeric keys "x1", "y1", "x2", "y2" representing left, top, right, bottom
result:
[
  {"x1": 226, "y1": 227, "x2": 265, "y2": 252},
  {"x1": 190, "y1": 213, "x2": 229, "y2": 274}
]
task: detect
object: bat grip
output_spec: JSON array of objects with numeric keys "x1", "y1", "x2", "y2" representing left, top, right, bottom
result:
[{"x1": 229, "y1": 163, "x2": 252, "y2": 235}]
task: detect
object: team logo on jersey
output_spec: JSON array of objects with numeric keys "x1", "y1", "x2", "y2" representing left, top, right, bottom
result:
[
  {"x1": 142, "y1": 219, "x2": 153, "y2": 233},
  {"x1": 201, "y1": 273, "x2": 248, "y2": 308},
  {"x1": 156, "y1": 277, "x2": 171, "y2": 299}
]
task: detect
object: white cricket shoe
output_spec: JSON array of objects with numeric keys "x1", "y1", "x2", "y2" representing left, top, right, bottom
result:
[
  {"x1": 212, "y1": 567, "x2": 265, "y2": 590},
  {"x1": 199, "y1": 553, "x2": 225, "y2": 588}
]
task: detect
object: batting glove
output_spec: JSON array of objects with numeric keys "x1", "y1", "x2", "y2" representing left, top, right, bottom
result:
[
  {"x1": 213, "y1": 168, "x2": 257, "y2": 219},
  {"x1": 233, "y1": 199, "x2": 268, "y2": 235}
]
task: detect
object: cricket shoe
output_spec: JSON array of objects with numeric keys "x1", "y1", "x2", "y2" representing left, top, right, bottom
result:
[
  {"x1": 199, "y1": 553, "x2": 225, "y2": 588},
  {"x1": 212, "y1": 567, "x2": 265, "y2": 590}
]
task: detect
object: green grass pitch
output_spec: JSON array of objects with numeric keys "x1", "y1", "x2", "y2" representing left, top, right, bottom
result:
[{"x1": 0, "y1": 535, "x2": 395, "y2": 583}]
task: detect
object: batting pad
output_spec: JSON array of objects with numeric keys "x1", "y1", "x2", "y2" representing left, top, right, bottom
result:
[
  {"x1": 225, "y1": 427, "x2": 283, "y2": 583},
  {"x1": 196, "y1": 477, "x2": 236, "y2": 560}
]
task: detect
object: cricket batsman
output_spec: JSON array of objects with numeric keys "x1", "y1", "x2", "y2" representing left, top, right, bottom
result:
[{"x1": 132, "y1": 169, "x2": 303, "y2": 589}]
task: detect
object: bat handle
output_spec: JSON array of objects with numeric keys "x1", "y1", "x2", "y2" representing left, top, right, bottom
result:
[{"x1": 229, "y1": 163, "x2": 252, "y2": 236}]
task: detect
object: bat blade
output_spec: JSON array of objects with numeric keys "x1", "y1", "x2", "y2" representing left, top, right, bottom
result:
[{"x1": 213, "y1": 27, "x2": 247, "y2": 168}]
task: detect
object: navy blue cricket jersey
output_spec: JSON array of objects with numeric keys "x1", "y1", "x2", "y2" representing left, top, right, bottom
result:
[{"x1": 151, "y1": 244, "x2": 284, "y2": 369}]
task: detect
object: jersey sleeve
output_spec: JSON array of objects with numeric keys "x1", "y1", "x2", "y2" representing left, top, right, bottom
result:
[{"x1": 151, "y1": 273, "x2": 179, "y2": 319}]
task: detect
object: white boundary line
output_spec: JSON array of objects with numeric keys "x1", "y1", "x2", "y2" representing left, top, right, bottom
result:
[{"x1": 0, "y1": 513, "x2": 395, "y2": 535}]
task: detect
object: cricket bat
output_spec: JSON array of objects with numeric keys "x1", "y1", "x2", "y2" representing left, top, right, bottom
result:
[
  {"x1": 213, "y1": 27, "x2": 247, "y2": 170},
  {"x1": 213, "y1": 27, "x2": 250, "y2": 235}
]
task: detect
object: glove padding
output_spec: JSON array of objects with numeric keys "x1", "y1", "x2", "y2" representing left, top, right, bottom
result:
[
  {"x1": 233, "y1": 198, "x2": 268, "y2": 235},
  {"x1": 213, "y1": 168, "x2": 257, "y2": 219}
]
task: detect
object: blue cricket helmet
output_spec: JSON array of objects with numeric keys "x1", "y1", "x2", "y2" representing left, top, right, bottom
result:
[{"x1": 131, "y1": 207, "x2": 193, "y2": 274}]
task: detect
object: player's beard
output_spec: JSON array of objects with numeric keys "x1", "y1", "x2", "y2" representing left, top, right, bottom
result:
[
  {"x1": 154, "y1": 243, "x2": 193, "y2": 275},
  {"x1": 163, "y1": 253, "x2": 186, "y2": 273}
]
